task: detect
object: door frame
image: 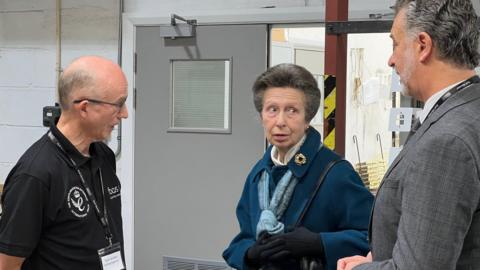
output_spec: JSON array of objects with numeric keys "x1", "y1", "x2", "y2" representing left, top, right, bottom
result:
[{"x1": 119, "y1": 6, "x2": 381, "y2": 269}]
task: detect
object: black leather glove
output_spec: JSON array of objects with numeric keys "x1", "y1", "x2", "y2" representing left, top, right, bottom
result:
[
  {"x1": 245, "y1": 231, "x2": 286, "y2": 267},
  {"x1": 265, "y1": 227, "x2": 325, "y2": 261}
]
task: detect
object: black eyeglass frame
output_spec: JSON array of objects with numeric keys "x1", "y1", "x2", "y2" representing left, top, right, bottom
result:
[{"x1": 72, "y1": 98, "x2": 126, "y2": 110}]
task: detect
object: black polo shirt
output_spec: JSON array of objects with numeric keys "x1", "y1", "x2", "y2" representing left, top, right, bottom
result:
[{"x1": 0, "y1": 125, "x2": 124, "y2": 270}]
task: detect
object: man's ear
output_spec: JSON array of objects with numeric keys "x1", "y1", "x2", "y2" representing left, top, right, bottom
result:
[
  {"x1": 417, "y1": 32, "x2": 433, "y2": 62},
  {"x1": 76, "y1": 100, "x2": 89, "y2": 118}
]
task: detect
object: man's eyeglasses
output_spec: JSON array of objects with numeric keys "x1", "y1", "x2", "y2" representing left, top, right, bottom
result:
[{"x1": 73, "y1": 98, "x2": 126, "y2": 111}]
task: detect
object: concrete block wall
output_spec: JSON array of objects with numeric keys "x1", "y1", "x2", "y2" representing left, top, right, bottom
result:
[
  {"x1": 0, "y1": 1, "x2": 56, "y2": 181},
  {"x1": 0, "y1": 0, "x2": 119, "y2": 181}
]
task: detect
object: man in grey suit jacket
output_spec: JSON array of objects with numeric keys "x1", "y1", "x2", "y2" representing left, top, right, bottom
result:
[{"x1": 338, "y1": 0, "x2": 480, "y2": 269}]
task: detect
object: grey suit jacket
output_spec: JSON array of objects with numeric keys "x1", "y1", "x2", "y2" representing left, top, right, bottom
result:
[{"x1": 355, "y1": 82, "x2": 480, "y2": 270}]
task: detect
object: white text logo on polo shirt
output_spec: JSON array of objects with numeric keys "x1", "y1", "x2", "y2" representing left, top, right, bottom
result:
[
  {"x1": 67, "y1": 186, "x2": 90, "y2": 218},
  {"x1": 107, "y1": 185, "x2": 121, "y2": 199}
]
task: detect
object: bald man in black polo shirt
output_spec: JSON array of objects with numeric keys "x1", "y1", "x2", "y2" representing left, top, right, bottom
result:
[{"x1": 0, "y1": 56, "x2": 128, "y2": 270}]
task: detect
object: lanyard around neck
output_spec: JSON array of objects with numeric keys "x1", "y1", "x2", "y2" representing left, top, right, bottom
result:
[
  {"x1": 425, "y1": 75, "x2": 480, "y2": 120},
  {"x1": 48, "y1": 131, "x2": 113, "y2": 246}
]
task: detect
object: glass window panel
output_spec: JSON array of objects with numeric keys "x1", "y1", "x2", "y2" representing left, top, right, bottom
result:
[
  {"x1": 346, "y1": 33, "x2": 392, "y2": 193},
  {"x1": 170, "y1": 60, "x2": 231, "y2": 133},
  {"x1": 270, "y1": 26, "x2": 326, "y2": 138}
]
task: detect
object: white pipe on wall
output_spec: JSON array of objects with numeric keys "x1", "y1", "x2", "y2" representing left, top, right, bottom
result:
[
  {"x1": 115, "y1": 0, "x2": 124, "y2": 159},
  {"x1": 56, "y1": 0, "x2": 62, "y2": 95}
]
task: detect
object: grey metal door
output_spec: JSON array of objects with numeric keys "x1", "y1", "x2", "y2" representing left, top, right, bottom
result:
[{"x1": 134, "y1": 24, "x2": 267, "y2": 269}]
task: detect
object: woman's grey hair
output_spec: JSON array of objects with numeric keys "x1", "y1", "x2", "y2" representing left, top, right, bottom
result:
[
  {"x1": 394, "y1": 0, "x2": 479, "y2": 69},
  {"x1": 58, "y1": 69, "x2": 96, "y2": 110},
  {"x1": 252, "y1": 63, "x2": 321, "y2": 122}
]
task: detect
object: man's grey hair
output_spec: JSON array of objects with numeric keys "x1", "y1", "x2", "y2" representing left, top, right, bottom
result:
[
  {"x1": 394, "y1": 0, "x2": 479, "y2": 69},
  {"x1": 58, "y1": 70, "x2": 96, "y2": 110}
]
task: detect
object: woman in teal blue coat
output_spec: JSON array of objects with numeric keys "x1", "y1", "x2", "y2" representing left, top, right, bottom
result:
[{"x1": 222, "y1": 64, "x2": 373, "y2": 270}]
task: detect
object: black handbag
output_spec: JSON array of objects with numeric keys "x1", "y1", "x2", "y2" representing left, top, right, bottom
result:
[{"x1": 294, "y1": 157, "x2": 343, "y2": 270}]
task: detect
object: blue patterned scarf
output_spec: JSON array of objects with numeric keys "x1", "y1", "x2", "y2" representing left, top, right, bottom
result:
[{"x1": 256, "y1": 169, "x2": 298, "y2": 239}]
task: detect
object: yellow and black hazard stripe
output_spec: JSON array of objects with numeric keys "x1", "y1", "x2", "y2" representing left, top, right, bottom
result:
[{"x1": 323, "y1": 75, "x2": 336, "y2": 150}]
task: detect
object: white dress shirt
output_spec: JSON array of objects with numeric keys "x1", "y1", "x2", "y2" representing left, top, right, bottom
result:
[{"x1": 417, "y1": 81, "x2": 463, "y2": 124}]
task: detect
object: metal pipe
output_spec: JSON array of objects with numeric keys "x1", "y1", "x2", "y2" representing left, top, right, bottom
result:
[
  {"x1": 376, "y1": 133, "x2": 384, "y2": 160},
  {"x1": 115, "y1": 0, "x2": 124, "y2": 159},
  {"x1": 0, "y1": 9, "x2": 43, "y2": 13},
  {"x1": 353, "y1": 135, "x2": 361, "y2": 164},
  {"x1": 55, "y1": 0, "x2": 62, "y2": 96}
]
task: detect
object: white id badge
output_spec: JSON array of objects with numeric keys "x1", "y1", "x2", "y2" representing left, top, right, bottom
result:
[{"x1": 98, "y1": 242, "x2": 125, "y2": 270}]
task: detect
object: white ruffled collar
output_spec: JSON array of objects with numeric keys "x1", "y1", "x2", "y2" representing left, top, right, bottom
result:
[{"x1": 270, "y1": 134, "x2": 307, "y2": 166}]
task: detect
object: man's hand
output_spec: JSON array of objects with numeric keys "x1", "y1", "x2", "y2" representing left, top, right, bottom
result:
[
  {"x1": 337, "y1": 252, "x2": 372, "y2": 270},
  {"x1": 0, "y1": 253, "x2": 25, "y2": 270}
]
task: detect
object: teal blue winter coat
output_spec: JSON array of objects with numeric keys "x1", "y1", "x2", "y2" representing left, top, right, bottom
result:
[{"x1": 223, "y1": 128, "x2": 373, "y2": 270}]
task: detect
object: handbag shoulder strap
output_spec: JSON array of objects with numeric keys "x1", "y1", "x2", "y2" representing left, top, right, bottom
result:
[{"x1": 294, "y1": 153, "x2": 343, "y2": 227}]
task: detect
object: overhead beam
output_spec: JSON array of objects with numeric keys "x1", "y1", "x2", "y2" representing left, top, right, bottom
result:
[
  {"x1": 325, "y1": 15, "x2": 479, "y2": 35},
  {"x1": 326, "y1": 20, "x2": 393, "y2": 34}
]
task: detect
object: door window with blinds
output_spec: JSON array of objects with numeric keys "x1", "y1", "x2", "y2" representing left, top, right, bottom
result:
[{"x1": 169, "y1": 59, "x2": 232, "y2": 133}]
